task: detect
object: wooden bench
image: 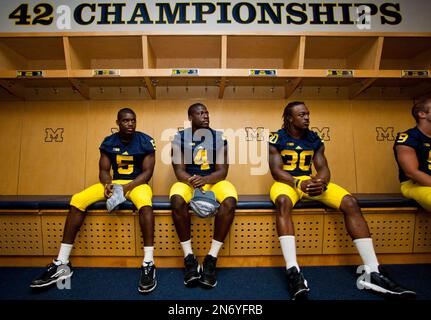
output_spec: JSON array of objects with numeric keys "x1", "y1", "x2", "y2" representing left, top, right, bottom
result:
[{"x1": 0, "y1": 195, "x2": 430, "y2": 268}]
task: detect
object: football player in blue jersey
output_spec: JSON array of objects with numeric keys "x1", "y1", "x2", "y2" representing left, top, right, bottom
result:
[
  {"x1": 170, "y1": 103, "x2": 238, "y2": 288},
  {"x1": 394, "y1": 98, "x2": 431, "y2": 211},
  {"x1": 30, "y1": 108, "x2": 158, "y2": 293},
  {"x1": 269, "y1": 101, "x2": 415, "y2": 300}
]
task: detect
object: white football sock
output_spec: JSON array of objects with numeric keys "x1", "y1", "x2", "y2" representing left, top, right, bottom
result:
[
  {"x1": 57, "y1": 243, "x2": 73, "y2": 264},
  {"x1": 353, "y1": 238, "x2": 380, "y2": 273},
  {"x1": 208, "y1": 239, "x2": 223, "y2": 258},
  {"x1": 143, "y1": 246, "x2": 154, "y2": 266},
  {"x1": 180, "y1": 239, "x2": 193, "y2": 258},
  {"x1": 279, "y1": 235, "x2": 300, "y2": 271}
]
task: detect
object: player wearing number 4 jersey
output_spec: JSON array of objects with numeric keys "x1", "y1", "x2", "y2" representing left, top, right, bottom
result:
[
  {"x1": 394, "y1": 98, "x2": 431, "y2": 212},
  {"x1": 30, "y1": 108, "x2": 158, "y2": 294},
  {"x1": 269, "y1": 101, "x2": 416, "y2": 300},
  {"x1": 170, "y1": 103, "x2": 237, "y2": 289}
]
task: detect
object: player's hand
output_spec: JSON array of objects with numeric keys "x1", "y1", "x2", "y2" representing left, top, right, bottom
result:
[
  {"x1": 300, "y1": 179, "x2": 325, "y2": 197},
  {"x1": 104, "y1": 183, "x2": 113, "y2": 198},
  {"x1": 188, "y1": 175, "x2": 207, "y2": 188}
]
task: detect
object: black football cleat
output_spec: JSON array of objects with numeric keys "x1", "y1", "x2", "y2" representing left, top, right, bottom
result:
[
  {"x1": 138, "y1": 263, "x2": 157, "y2": 294},
  {"x1": 30, "y1": 260, "x2": 73, "y2": 288},
  {"x1": 357, "y1": 266, "x2": 416, "y2": 299},
  {"x1": 286, "y1": 266, "x2": 310, "y2": 300},
  {"x1": 184, "y1": 254, "x2": 200, "y2": 287},
  {"x1": 199, "y1": 255, "x2": 218, "y2": 288}
]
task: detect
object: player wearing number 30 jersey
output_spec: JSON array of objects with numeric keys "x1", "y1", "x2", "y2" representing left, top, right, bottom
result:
[
  {"x1": 268, "y1": 101, "x2": 415, "y2": 300},
  {"x1": 394, "y1": 98, "x2": 431, "y2": 212}
]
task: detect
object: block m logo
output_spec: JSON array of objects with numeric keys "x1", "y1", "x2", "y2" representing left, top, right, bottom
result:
[
  {"x1": 245, "y1": 127, "x2": 265, "y2": 141},
  {"x1": 44, "y1": 128, "x2": 64, "y2": 142},
  {"x1": 311, "y1": 127, "x2": 331, "y2": 141},
  {"x1": 376, "y1": 127, "x2": 395, "y2": 141}
]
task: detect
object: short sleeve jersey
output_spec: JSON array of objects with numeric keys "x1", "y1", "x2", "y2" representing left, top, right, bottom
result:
[
  {"x1": 172, "y1": 127, "x2": 227, "y2": 176},
  {"x1": 394, "y1": 127, "x2": 431, "y2": 182},
  {"x1": 269, "y1": 128, "x2": 324, "y2": 176},
  {"x1": 99, "y1": 132, "x2": 156, "y2": 180}
]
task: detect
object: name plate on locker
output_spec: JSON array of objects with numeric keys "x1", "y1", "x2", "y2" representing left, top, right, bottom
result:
[
  {"x1": 327, "y1": 69, "x2": 354, "y2": 77},
  {"x1": 16, "y1": 70, "x2": 44, "y2": 77},
  {"x1": 249, "y1": 69, "x2": 277, "y2": 76},
  {"x1": 402, "y1": 70, "x2": 429, "y2": 78},
  {"x1": 171, "y1": 69, "x2": 199, "y2": 76},
  {"x1": 93, "y1": 69, "x2": 120, "y2": 76}
]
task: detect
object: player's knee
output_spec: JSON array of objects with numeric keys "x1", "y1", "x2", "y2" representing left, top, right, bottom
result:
[
  {"x1": 138, "y1": 205, "x2": 152, "y2": 215},
  {"x1": 170, "y1": 195, "x2": 187, "y2": 212},
  {"x1": 220, "y1": 197, "x2": 237, "y2": 212},
  {"x1": 276, "y1": 196, "x2": 293, "y2": 211},
  {"x1": 341, "y1": 195, "x2": 360, "y2": 212}
]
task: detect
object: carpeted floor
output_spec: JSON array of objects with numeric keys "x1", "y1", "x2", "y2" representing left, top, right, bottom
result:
[{"x1": 1, "y1": 264, "x2": 430, "y2": 301}]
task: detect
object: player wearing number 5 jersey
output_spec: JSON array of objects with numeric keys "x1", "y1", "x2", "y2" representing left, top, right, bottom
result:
[
  {"x1": 170, "y1": 103, "x2": 237, "y2": 289},
  {"x1": 394, "y1": 98, "x2": 431, "y2": 212},
  {"x1": 269, "y1": 101, "x2": 415, "y2": 300},
  {"x1": 30, "y1": 108, "x2": 158, "y2": 294}
]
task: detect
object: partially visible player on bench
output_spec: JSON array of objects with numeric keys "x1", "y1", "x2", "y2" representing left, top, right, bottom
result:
[
  {"x1": 30, "y1": 108, "x2": 158, "y2": 294},
  {"x1": 394, "y1": 98, "x2": 431, "y2": 212}
]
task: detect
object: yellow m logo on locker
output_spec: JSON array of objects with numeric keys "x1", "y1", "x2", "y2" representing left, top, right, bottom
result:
[
  {"x1": 311, "y1": 127, "x2": 330, "y2": 141},
  {"x1": 245, "y1": 127, "x2": 265, "y2": 141},
  {"x1": 376, "y1": 127, "x2": 395, "y2": 141},
  {"x1": 44, "y1": 128, "x2": 64, "y2": 142}
]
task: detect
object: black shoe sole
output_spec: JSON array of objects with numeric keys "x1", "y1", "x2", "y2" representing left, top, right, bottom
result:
[
  {"x1": 138, "y1": 280, "x2": 157, "y2": 294},
  {"x1": 292, "y1": 288, "x2": 310, "y2": 300},
  {"x1": 29, "y1": 272, "x2": 73, "y2": 288},
  {"x1": 199, "y1": 278, "x2": 217, "y2": 289},
  {"x1": 184, "y1": 275, "x2": 201, "y2": 287}
]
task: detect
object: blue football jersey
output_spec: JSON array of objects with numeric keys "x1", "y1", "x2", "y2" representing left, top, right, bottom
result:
[
  {"x1": 269, "y1": 128, "x2": 323, "y2": 176},
  {"x1": 394, "y1": 127, "x2": 431, "y2": 182},
  {"x1": 99, "y1": 132, "x2": 156, "y2": 180},
  {"x1": 172, "y1": 128, "x2": 227, "y2": 176}
]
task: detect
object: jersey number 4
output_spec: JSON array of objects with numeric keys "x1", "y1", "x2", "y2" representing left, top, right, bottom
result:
[
  {"x1": 194, "y1": 149, "x2": 210, "y2": 170},
  {"x1": 281, "y1": 150, "x2": 314, "y2": 171}
]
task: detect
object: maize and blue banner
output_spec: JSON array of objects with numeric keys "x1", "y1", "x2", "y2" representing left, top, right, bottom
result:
[{"x1": 0, "y1": 0, "x2": 430, "y2": 34}]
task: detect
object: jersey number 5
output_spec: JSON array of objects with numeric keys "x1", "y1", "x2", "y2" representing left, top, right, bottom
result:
[
  {"x1": 281, "y1": 150, "x2": 314, "y2": 171},
  {"x1": 117, "y1": 155, "x2": 134, "y2": 175}
]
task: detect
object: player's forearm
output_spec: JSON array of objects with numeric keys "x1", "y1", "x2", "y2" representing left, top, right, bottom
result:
[
  {"x1": 271, "y1": 169, "x2": 295, "y2": 187},
  {"x1": 406, "y1": 170, "x2": 431, "y2": 187},
  {"x1": 315, "y1": 169, "x2": 330, "y2": 184},
  {"x1": 125, "y1": 171, "x2": 153, "y2": 192},
  {"x1": 99, "y1": 170, "x2": 112, "y2": 185},
  {"x1": 174, "y1": 168, "x2": 193, "y2": 184},
  {"x1": 201, "y1": 169, "x2": 227, "y2": 184}
]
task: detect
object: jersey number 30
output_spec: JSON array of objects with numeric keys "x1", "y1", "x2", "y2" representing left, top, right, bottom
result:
[{"x1": 281, "y1": 150, "x2": 313, "y2": 171}]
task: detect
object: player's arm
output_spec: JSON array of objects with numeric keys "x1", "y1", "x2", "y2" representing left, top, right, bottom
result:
[
  {"x1": 99, "y1": 151, "x2": 113, "y2": 198},
  {"x1": 313, "y1": 144, "x2": 330, "y2": 185},
  {"x1": 122, "y1": 152, "x2": 156, "y2": 194},
  {"x1": 172, "y1": 142, "x2": 193, "y2": 183},
  {"x1": 395, "y1": 145, "x2": 431, "y2": 187},
  {"x1": 268, "y1": 145, "x2": 296, "y2": 187},
  {"x1": 189, "y1": 146, "x2": 228, "y2": 188},
  {"x1": 269, "y1": 145, "x2": 323, "y2": 196}
]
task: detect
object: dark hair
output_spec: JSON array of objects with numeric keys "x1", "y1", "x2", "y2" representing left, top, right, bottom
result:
[
  {"x1": 283, "y1": 101, "x2": 305, "y2": 129},
  {"x1": 188, "y1": 103, "x2": 206, "y2": 116},
  {"x1": 412, "y1": 98, "x2": 431, "y2": 123},
  {"x1": 117, "y1": 108, "x2": 136, "y2": 120}
]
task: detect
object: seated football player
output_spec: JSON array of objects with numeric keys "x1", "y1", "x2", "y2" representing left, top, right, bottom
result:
[
  {"x1": 170, "y1": 102, "x2": 237, "y2": 288},
  {"x1": 268, "y1": 101, "x2": 416, "y2": 300},
  {"x1": 30, "y1": 108, "x2": 158, "y2": 293},
  {"x1": 394, "y1": 98, "x2": 431, "y2": 212}
]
